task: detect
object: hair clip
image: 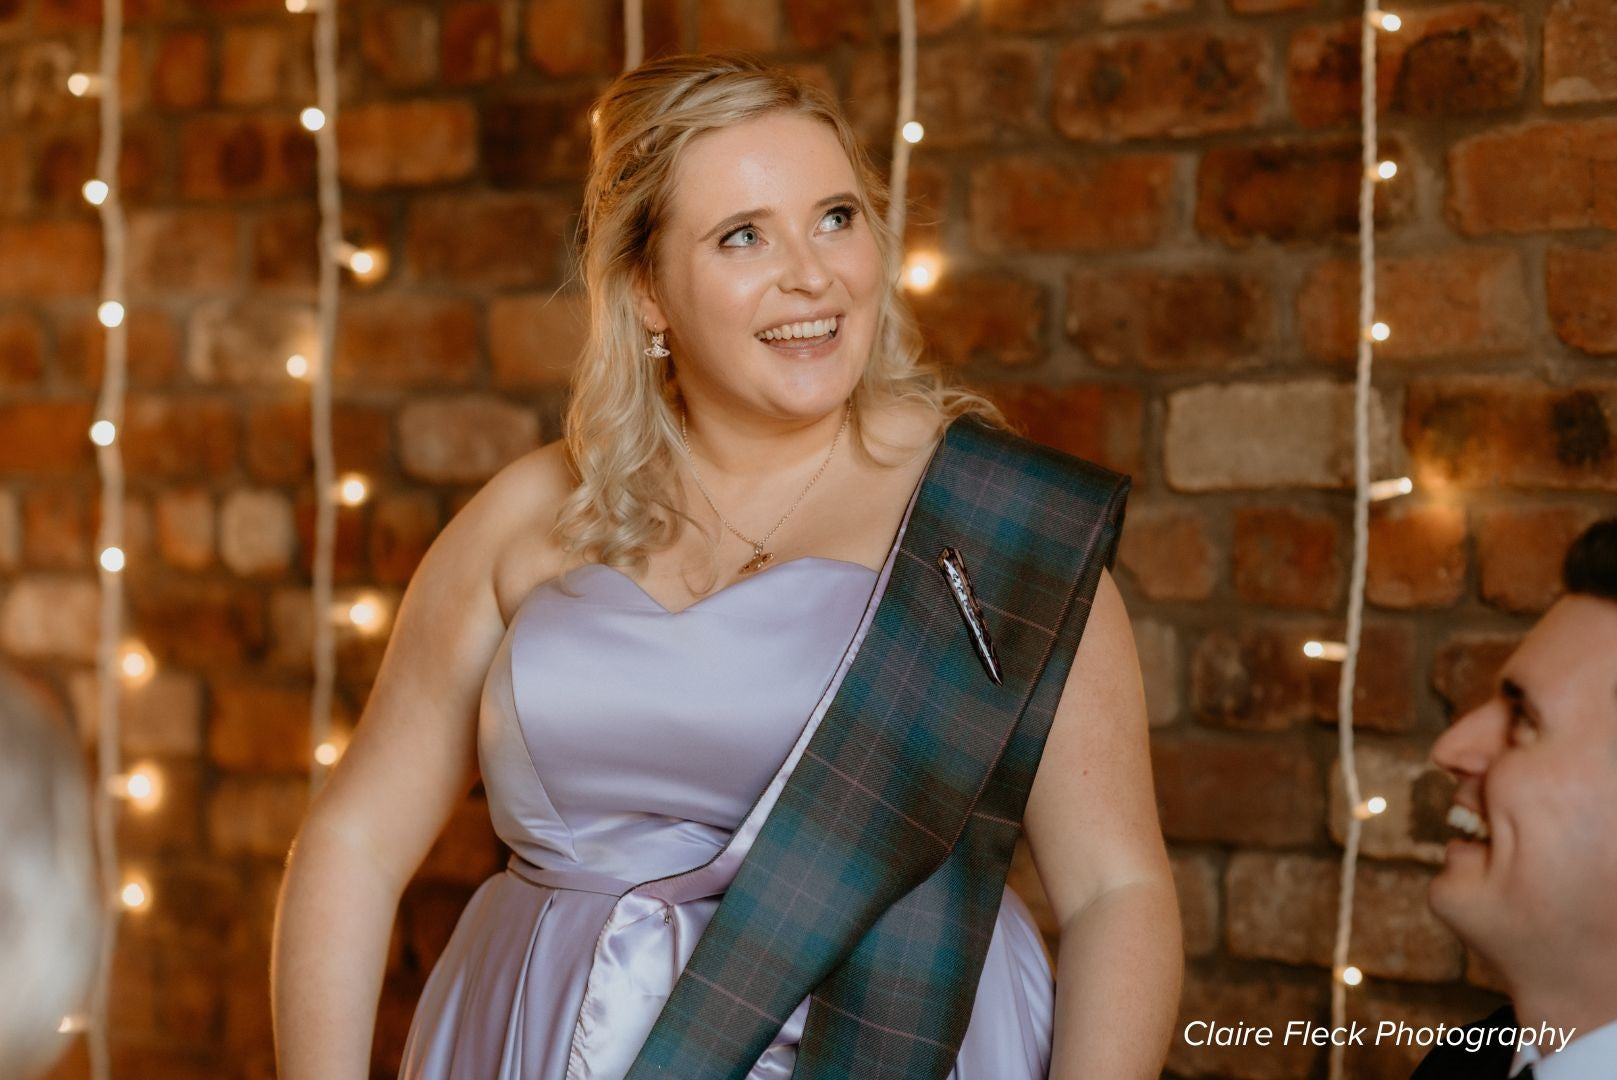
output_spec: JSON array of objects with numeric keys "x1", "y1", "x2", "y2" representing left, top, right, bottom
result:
[{"x1": 937, "y1": 546, "x2": 1004, "y2": 687}]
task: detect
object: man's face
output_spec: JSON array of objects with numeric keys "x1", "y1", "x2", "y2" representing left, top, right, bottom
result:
[
  {"x1": 637, "y1": 110, "x2": 882, "y2": 424},
  {"x1": 1428, "y1": 595, "x2": 1617, "y2": 979}
]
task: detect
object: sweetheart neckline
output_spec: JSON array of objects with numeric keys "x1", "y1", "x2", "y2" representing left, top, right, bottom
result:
[{"x1": 567, "y1": 556, "x2": 878, "y2": 617}]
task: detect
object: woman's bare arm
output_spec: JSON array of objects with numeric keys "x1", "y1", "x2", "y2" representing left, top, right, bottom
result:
[
  {"x1": 271, "y1": 444, "x2": 567, "y2": 1079},
  {"x1": 1023, "y1": 568, "x2": 1183, "y2": 1079}
]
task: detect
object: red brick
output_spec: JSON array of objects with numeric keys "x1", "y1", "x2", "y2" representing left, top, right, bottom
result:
[
  {"x1": 38, "y1": 0, "x2": 157, "y2": 26},
  {"x1": 0, "y1": 577, "x2": 99, "y2": 661},
  {"x1": 0, "y1": 221, "x2": 100, "y2": 297},
  {"x1": 68, "y1": 666, "x2": 204, "y2": 756},
  {"x1": 211, "y1": 680, "x2": 346, "y2": 772},
  {"x1": 53, "y1": 307, "x2": 180, "y2": 388},
  {"x1": 245, "y1": 399, "x2": 391, "y2": 484},
  {"x1": 1053, "y1": 29, "x2": 1270, "y2": 142},
  {"x1": 127, "y1": 578, "x2": 267, "y2": 668},
  {"x1": 1197, "y1": 136, "x2": 1413, "y2": 245},
  {"x1": 1433, "y1": 632, "x2": 1519, "y2": 717},
  {"x1": 1193, "y1": 622, "x2": 1414, "y2": 734},
  {"x1": 1169, "y1": 971, "x2": 1325, "y2": 1079},
  {"x1": 338, "y1": 101, "x2": 477, "y2": 190},
  {"x1": 971, "y1": 154, "x2": 1176, "y2": 253},
  {"x1": 1231, "y1": 0, "x2": 1316, "y2": 10},
  {"x1": 490, "y1": 291, "x2": 588, "y2": 389},
  {"x1": 361, "y1": 3, "x2": 438, "y2": 88},
  {"x1": 1405, "y1": 378, "x2": 1617, "y2": 491},
  {"x1": 525, "y1": 0, "x2": 615, "y2": 75},
  {"x1": 0, "y1": 310, "x2": 44, "y2": 388},
  {"x1": 1233, "y1": 506, "x2": 1341, "y2": 610},
  {"x1": 128, "y1": 209, "x2": 239, "y2": 295},
  {"x1": 480, "y1": 89, "x2": 594, "y2": 187},
  {"x1": 1544, "y1": 0, "x2": 1617, "y2": 105},
  {"x1": 22, "y1": 486, "x2": 90, "y2": 569},
  {"x1": 219, "y1": 489, "x2": 295, "y2": 577},
  {"x1": 442, "y1": 0, "x2": 505, "y2": 85},
  {"x1": 1133, "y1": 617, "x2": 1181, "y2": 727},
  {"x1": 870, "y1": 0, "x2": 973, "y2": 35},
  {"x1": 398, "y1": 396, "x2": 541, "y2": 484},
  {"x1": 1116, "y1": 506, "x2": 1216, "y2": 601},
  {"x1": 208, "y1": 776, "x2": 307, "y2": 857},
  {"x1": 154, "y1": 30, "x2": 212, "y2": 109},
  {"x1": 0, "y1": 400, "x2": 95, "y2": 474},
  {"x1": 982, "y1": 383, "x2": 1144, "y2": 477},
  {"x1": 1367, "y1": 502, "x2": 1468, "y2": 609},
  {"x1": 698, "y1": 0, "x2": 780, "y2": 50},
  {"x1": 1101, "y1": 0, "x2": 1193, "y2": 23},
  {"x1": 1226, "y1": 852, "x2": 1463, "y2": 980},
  {"x1": 334, "y1": 294, "x2": 480, "y2": 387},
  {"x1": 0, "y1": 492, "x2": 16, "y2": 570},
  {"x1": 179, "y1": 114, "x2": 316, "y2": 201},
  {"x1": 404, "y1": 192, "x2": 569, "y2": 287},
  {"x1": 1171, "y1": 852, "x2": 1220, "y2": 957},
  {"x1": 122, "y1": 395, "x2": 239, "y2": 478},
  {"x1": 1476, "y1": 504, "x2": 1603, "y2": 613},
  {"x1": 1448, "y1": 119, "x2": 1617, "y2": 234},
  {"x1": 908, "y1": 272, "x2": 1044, "y2": 367},
  {"x1": 418, "y1": 795, "x2": 503, "y2": 884},
  {"x1": 115, "y1": 761, "x2": 205, "y2": 858},
  {"x1": 980, "y1": 0, "x2": 1063, "y2": 31},
  {"x1": 1327, "y1": 743, "x2": 1450, "y2": 864},
  {"x1": 784, "y1": 0, "x2": 871, "y2": 48},
  {"x1": 250, "y1": 202, "x2": 391, "y2": 289},
  {"x1": 371, "y1": 492, "x2": 441, "y2": 585},
  {"x1": 1298, "y1": 248, "x2": 1530, "y2": 363},
  {"x1": 1068, "y1": 266, "x2": 1273, "y2": 370},
  {"x1": 155, "y1": 488, "x2": 215, "y2": 571},
  {"x1": 1547, "y1": 242, "x2": 1617, "y2": 355},
  {"x1": 0, "y1": 133, "x2": 23, "y2": 215},
  {"x1": 221, "y1": 21, "x2": 314, "y2": 106},
  {"x1": 33, "y1": 122, "x2": 162, "y2": 210},
  {"x1": 1152, "y1": 734, "x2": 1323, "y2": 846},
  {"x1": 1287, "y1": 5, "x2": 1526, "y2": 129},
  {"x1": 291, "y1": 498, "x2": 368, "y2": 584},
  {"x1": 848, "y1": 42, "x2": 1042, "y2": 149}
]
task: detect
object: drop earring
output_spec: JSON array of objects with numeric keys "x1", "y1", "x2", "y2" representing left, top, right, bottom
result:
[{"x1": 644, "y1": 329, "x2": 670, "y2": 359}]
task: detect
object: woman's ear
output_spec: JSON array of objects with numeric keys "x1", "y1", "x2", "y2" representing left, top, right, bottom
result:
[{"x1": 632, "y1": 272, "x2": 668, "y2": 334}]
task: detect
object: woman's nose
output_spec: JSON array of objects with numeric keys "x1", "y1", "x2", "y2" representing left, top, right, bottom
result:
[{"x1": 778, "y1": 235, "x2": 831, "y2": 292}]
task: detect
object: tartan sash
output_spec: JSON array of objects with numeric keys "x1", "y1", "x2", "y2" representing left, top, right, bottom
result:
[{"x1": 624, "y1": 413, "x2": 1130, "y2": 1079}]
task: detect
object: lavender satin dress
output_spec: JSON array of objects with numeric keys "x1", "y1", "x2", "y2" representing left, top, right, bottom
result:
[{"x1": 399, "y1": 473, "x2": 1055, "y2": 1079}]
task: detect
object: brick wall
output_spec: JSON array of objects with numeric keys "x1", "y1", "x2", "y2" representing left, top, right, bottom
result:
[{"x1": 2, "y1": 0, "x2": 1613, "y2": 1077}]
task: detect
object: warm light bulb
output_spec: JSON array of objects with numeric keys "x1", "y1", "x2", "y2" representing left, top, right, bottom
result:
[
  {"x1": 119, "y1": 878, "x2": 150, "y2": 911},
  {"x1": 337, "y1": 474, "x2": 370, "y2": 506},
  {"x1": 1368, "y1": 476, "x2": 1414, "y2": 502},
  {"x1": 99, "y1": 546, "x2": 125, "y2": 572},
  {"x1": 285, "y1": 0, "x2": 310, "y2": 10},
  {"x1": 98, "y1": 301, "x2": 125, "y2": 328},
  {"x1": 314, "y1": 740, "x2": 340, "y2": 766},
  {"x1": 286, "y1": 353, "x2": 311, "y2": 379},
  {"x1": 901, "y1": 121, "x2": 924, "y2": 144},
  {"x1": 1373, "y1": 11, "x2": 1401, "y2": 31},
  {"x1": 1366, "y1": 796, "x2": 1387, "y2": 815},
  {"x1": 1369, "y1": 321, "x2": 1391, "y2": 342},
  {"x1": 349, "y1": 249, "x2": 375, "y2": 274},
  {"x1": 1376, "y1": 160, "x2": 1398, "y2": 180},
  {"x1": 1303, "y1": 640, "x2": 1348, "y2": 662},
  {"x1": 300, "y1": 107, "x2": 326, "y2": 131},
  {"x1": 67, "y1": 72, "x2": 102, "y2": 97},
  {"x1": 1341, "y1": 965, "x2": 1364, "y2": 986},
  {"x1": 82, "y1": 179, "x2": 109, "y2": 205},
  {"x1": 902, "y1": 252, "x2": 941, "y2": 292},
  {"x1": 90, "y1": 420, "x2": 116, "y2": 446},
  {"x1": 119, "y1": 641, "x2": 153, "y2": 684},
  {"x1": 110, "y1": 765, "x2": 163, "y2": 811},
  {"x1": 347, "y1": 598, "x2": 381, "y2": 629}
]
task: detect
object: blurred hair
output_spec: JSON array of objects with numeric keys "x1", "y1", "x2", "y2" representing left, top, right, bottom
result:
[
  {"x1": 553, "y1": 50, "x2": 1012, "y2": 584},
  {"x1": 1563, "y1": 518, "x2": 1617, "y2": 603},
  {"x1": 0, "y1": 668, "x2": 101, "y2": 1080}
]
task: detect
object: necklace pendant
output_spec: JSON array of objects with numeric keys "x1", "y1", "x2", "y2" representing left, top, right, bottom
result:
[{"x1": 740, "y1": 549, "x2": 774, "y2": 574}]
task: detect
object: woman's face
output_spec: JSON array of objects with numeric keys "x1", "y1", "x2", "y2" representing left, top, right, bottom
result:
[{"x1": 637, "y1": 110, "x2": 883, "y2": 427}]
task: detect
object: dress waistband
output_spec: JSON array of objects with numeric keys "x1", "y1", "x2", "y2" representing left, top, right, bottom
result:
[{"x1": 505, "y1": 853, "x2": 635, "y2": 898}]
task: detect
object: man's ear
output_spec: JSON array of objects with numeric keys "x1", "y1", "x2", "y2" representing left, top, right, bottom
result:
[{"x1": 632, "y1": 271, "x2": 668, "y2": 333}]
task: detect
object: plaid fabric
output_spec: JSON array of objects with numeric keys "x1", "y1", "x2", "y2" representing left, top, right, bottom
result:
[{"x1": 624, "y1": 413, "x2": 1130, "y2": 1079}]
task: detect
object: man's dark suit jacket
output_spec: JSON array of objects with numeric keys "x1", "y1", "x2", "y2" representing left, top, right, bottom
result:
[{"x1": 1410, "y1": 1004, "x2": 1518, "y2": 1079}]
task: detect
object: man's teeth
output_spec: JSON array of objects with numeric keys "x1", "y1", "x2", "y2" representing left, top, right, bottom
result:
[
  {"x1": 1447, "y1": 804, "x2": 1491, "y2": 841},
  {"x1": 757, "y1": 318, "x2": 837, "y2": 341}
]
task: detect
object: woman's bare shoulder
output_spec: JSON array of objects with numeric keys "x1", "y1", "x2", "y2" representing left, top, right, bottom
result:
[{"x1": 474, "y1": 437, "x2": 579, "y2": 623}]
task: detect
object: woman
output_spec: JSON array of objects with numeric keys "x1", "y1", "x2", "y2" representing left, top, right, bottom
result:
[{"x1": 272, "y1": 52, "x2": 1180, "y2": 1079}]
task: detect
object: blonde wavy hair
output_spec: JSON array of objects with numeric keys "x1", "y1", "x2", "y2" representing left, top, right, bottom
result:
[{"x1": 553, "y1": 51, "x2": 1012, "y2": 580}]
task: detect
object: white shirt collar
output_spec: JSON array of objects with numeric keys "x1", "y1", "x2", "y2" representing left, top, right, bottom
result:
[{"x1": 1510, "y1": 1016, "x2": 1617, "y2": 1079}]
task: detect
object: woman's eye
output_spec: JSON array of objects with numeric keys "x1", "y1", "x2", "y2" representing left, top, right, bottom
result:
[{"x1": 719, "y1": 205, "x2": 860, "y2": 248}]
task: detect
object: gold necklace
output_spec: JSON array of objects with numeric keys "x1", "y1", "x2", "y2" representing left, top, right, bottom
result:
[{"x1": 680, "y1": 399, "x2": 852, "y2": 574}]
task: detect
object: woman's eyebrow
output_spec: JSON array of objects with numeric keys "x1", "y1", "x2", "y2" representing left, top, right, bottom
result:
[{"x1": 698, "y1": 191, "x2": 860, "y2": 242}]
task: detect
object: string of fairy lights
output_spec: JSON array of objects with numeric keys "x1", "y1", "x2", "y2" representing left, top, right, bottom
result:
[{"x1": 59, "y1": 0, "x2": 1405, "y2": 1071}]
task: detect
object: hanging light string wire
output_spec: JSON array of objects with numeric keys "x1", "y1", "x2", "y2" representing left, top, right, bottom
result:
[
  {"x1": 1328, "y1": 3, "x2": 1381, "y2": 1076},
  {"x1": 307, "y1": 0, "x2": 340, "y2": 796}
]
